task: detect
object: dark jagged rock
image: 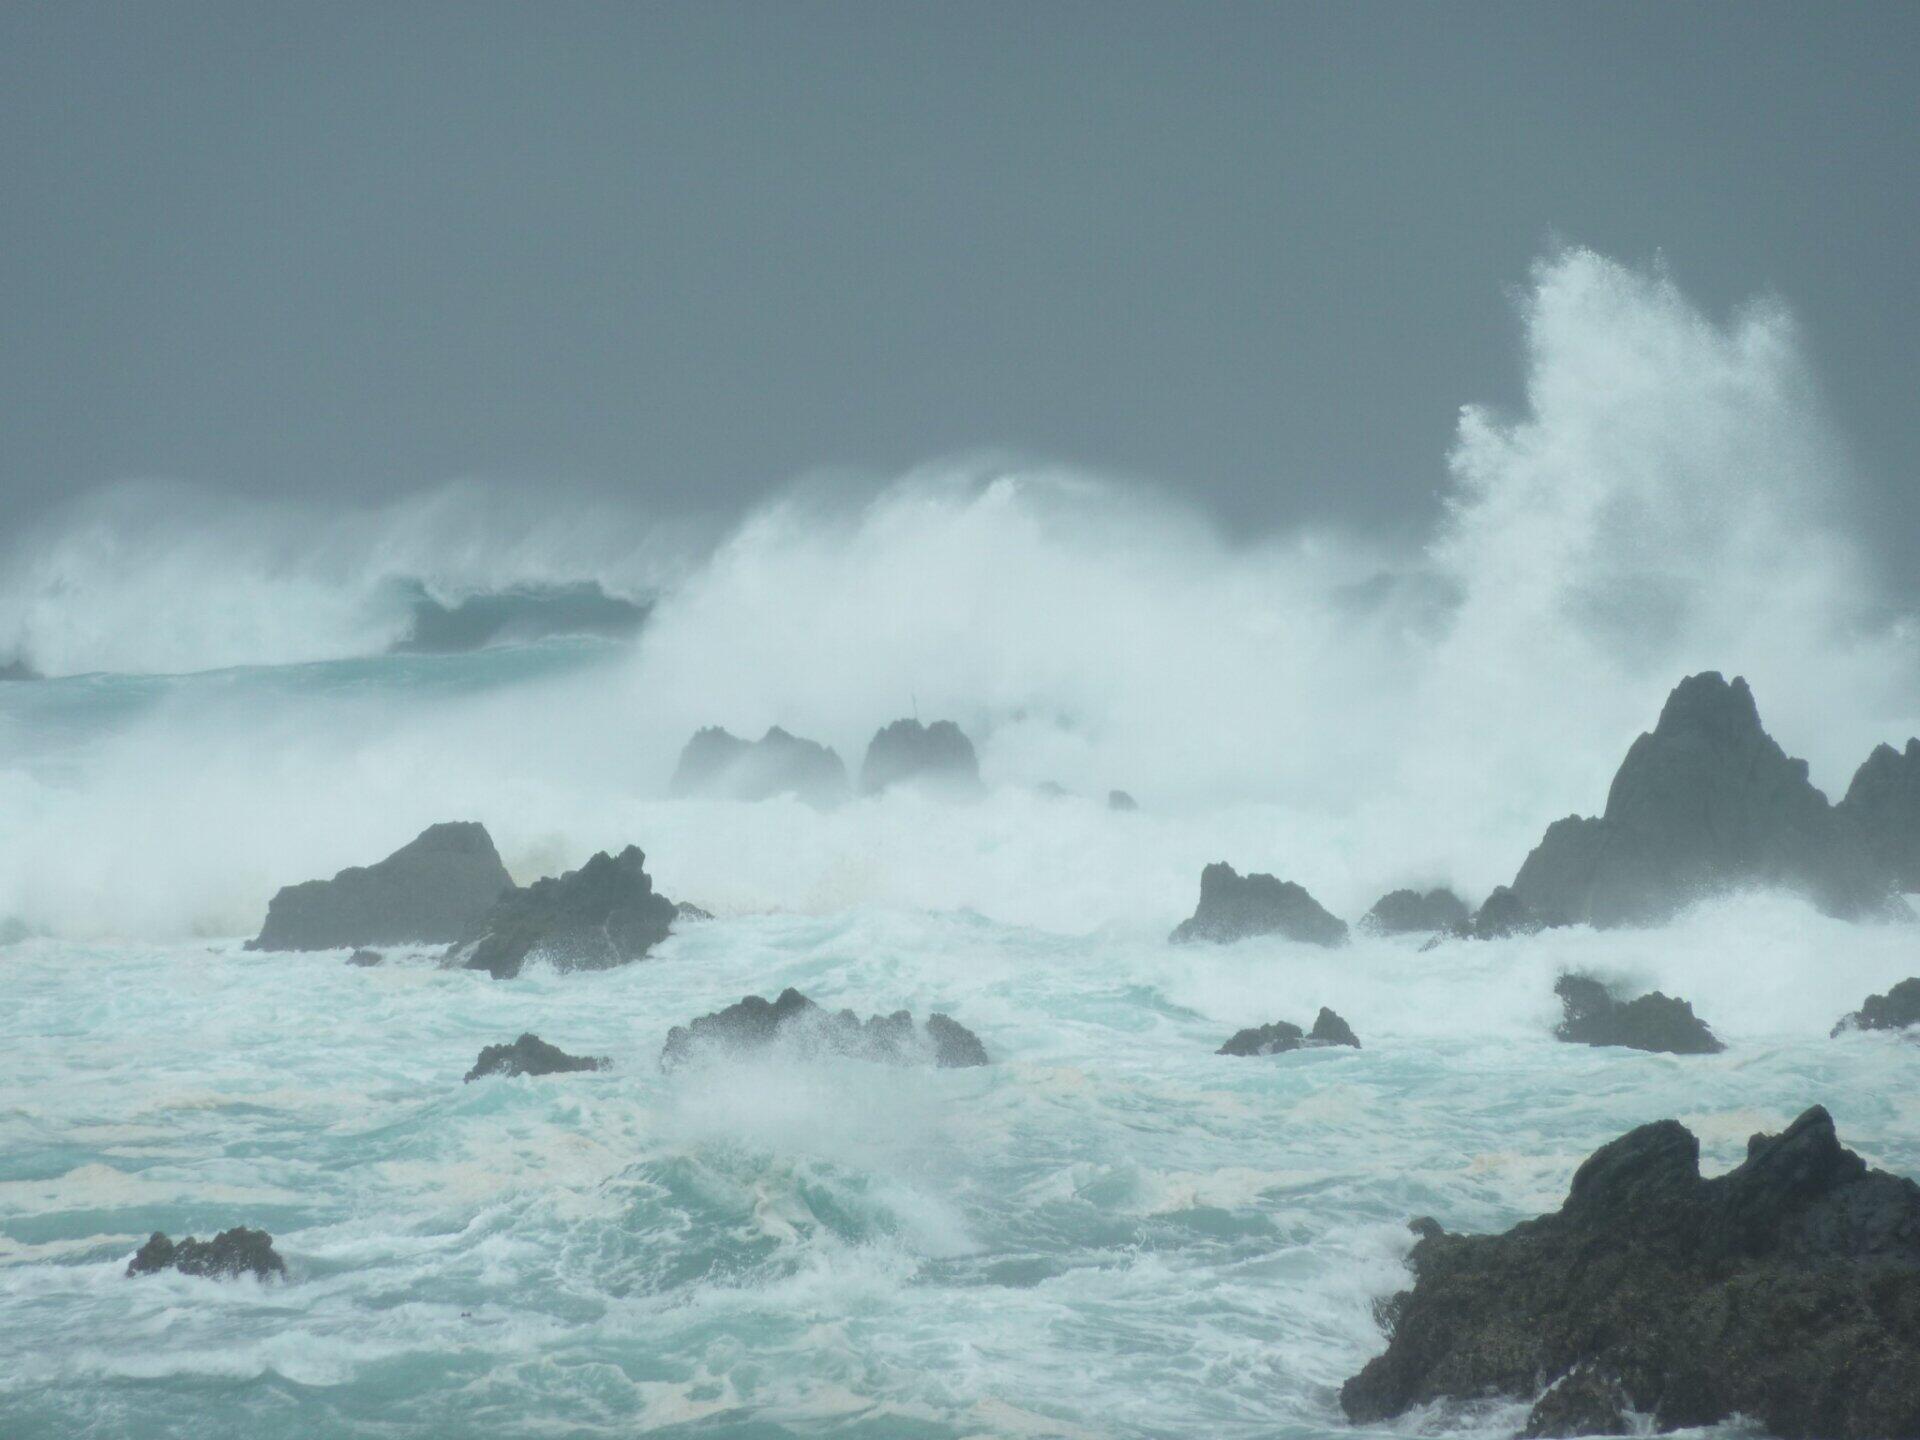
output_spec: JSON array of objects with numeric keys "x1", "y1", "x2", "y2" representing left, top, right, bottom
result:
[
  {"x1": 127, "y1": 1227, "x2": 285, "y2": 1281},
  {"x1": 673, "y1": 901, "x2": 714, "y2": 922},
  {"x1": 1422, "y1": 885, "x2": 1541, "y2": 947},
  {"x1": 660, "y1": 987, "x2": 989, "y2": 1070},
  {"x1": 1509, "y1": 673, "x2": 1897, "y2": 926},
  {"x1": 1169, "y1": 862, "x2": 1348, "y2": 946},
  {"x1": 346, "y1": 948, "x2": 383, "y2": 967},
  {"x1": 1839, "y1": 740, "x2": 1920, "y2": 893},
  {"x1": 449, "y1": 845, "x2": 676, "y2": 980},
  {"x1": 1522, "y1": 1367, "x2": 1631, "y2": 1438},
  {"x1": 1218, "y1": 1006, "x2": 1360, "y2": 1056},
  {"x1": 1339, "y1": 1106, "x2": 1920, "y2": 1438},
  {"x1": 463, "y1": 1032, "x2": 607, "y2": 1082},
  {"x1": 1553, "y1": 974, "x2": 1724, "y2": 1054},
  {"x1": 858, "y1": 719, "x2": 985, "y2": 799},
  {"x1": 246, "y1": 822, "x2": 513, "y2": 951},
  {"x1": 1108, "y1": 789, "x2": 1139, "y2": 812},
  {"x1": 1361, "y1": 887, "x2": 1470, "y2": 935},
  {"x1": 1834, "y1": 978, "x2": 1920, "y2": 1036},
  {"x1": 669, "y1": 725, "x2": 850, "y2": 809}
]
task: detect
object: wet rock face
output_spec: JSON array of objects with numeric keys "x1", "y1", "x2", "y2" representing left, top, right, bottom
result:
[
  {"x1": 450, "y1": 845, "x2": 677, "y2": 980},
  {"x1": 1839, "y1": 739, "x2": 1920, "y2": 893},
  {"x1": 858, "y1": 719, "x2": 985, "y2": 799},
  {"x1": 1553, "y1": 974, "x2": 1725, "y2": 1054},
  {"x1": 463, "y1": 1033, "x2": 607, "y2": 1082},
  {"x1": 1340, "y1": 1106, "x2": 1920, "y2": 1439},
  {"x1": 669, "y1": 726, "x2": 850, "y2": 809},
  {"x1": 1170, "y1": 862, "x2": 1348, "y2": 946},
  {"x1": 127, "y1": 1227, "x2": 285, "y2": 1281},
  {"x1": 247, "y1": 821, "x2": 514, "y2": 951},
  {"x1": 1833, "y1": 977, "x2": 1920, "y2": 1036},
  {"x1": 1218, "y1": 1006, "x2": 1360, "y2": 1056},
  {"x1": 1509, "y1": 673, "x2": 1898, "y2": 926},
  {"x1": 1361, "y1": 887, "x2": 1470, "y2": 935},
  {"x1": 660, "y1": 988, "x2": 989, "y2": 1070}
]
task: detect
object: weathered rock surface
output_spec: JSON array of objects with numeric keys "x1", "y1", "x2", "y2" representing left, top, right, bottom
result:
[
  {"x1": 1834, "y1": 978, "x2": 1920, "y2": 1036},
  {"x1": 1362, "y1": 887, "x2": 1470, "y2": 935},
  {"x1": 1553, "y1": 974, "x2": 1724, "y2": 1055},
  {"x1": 669, "y1": 725, "x2": 850, "y2": 809},
  {"x1": 1339, "y1": 1106, "x2": 1920, "y2": 1439},
  {"x1": 247, "y1": 822, "x2": 513, "y2": 951},
  {"x1": 1218, "y1": 1006, "x2": 1360, "y2": 1056},
  {"x1": 858, "y1": 719, "x2": 984, "y2": 798},
  {"x1": 449, "y1": 845, "x2": 677, "y2": 980},
  {"x1": 660, "y1": 988, "x2": 989, "y2": 1069},
  {"x1": 1839, "y1": 739, "x2": 1920, "y2": 894},
  {"x1": 1508, "y1": 673, "x2": 1897, "y2": 926},
  {"x1": 1169, "y1": 862, "x2": 1348, "y2": 946},
  {"x1": 464, "y1": 1032, "x2": 607, "y2": 1082},
  {"x1": 1520, "y1": 1367, "x2": 1631, "y2": 1438},
  {"x1": 127, "y1": 1227, "x2": 285, "y2": 1281}
]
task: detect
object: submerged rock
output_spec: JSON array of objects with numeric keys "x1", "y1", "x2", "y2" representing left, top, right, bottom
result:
[
  {"x1": 1838, "y1": 739, "x2": 1920, "y2": 893},
  {"x1": 1833, "y1": 977, "x2": 1920, "y2": 1036},
  {"x1": 449, "y1": 845, "x2": 677, "y2": 980},
  {"x1": 1169, "y1": 862, "x2": 1348, "y2": 946},
  {"x1": 1508, "y1": 673, "x2": 1897, "y2": 926},
  {"x1": 127, "y1": 1227, "x2": 285, "y2": 1281},
  {"x1": 669, "y1": 725, "x2": 850, "y2": 809},
  {"x1": 1361, "y1": 887, "x2": 1470, "y2": 935},
  {"x1": 1218, "y1": 1006, "x2": 1360, "y2": 1056},
  {"x1": 1107, "y1": 789, "x2": 1139, "y2": 812},
  {"x1": 660, "y1": 988, "x2": 988, "y2": 1070},
  {"x1": 1553, "y1": 974, "x2": 1724, "y2": 1055},
  {"x1": 1339, "y1": 1106, "x2": 1920, "y2": 1438},
  {"x1": 858, "y1": 719, "x2": 984, "y2": 799},
  {"x1": 463, "y1": 1032, "x2": 607, "y2": 1082},
  {"x1": 246, "y1": 822, "x2": 513, "y2": 951}
]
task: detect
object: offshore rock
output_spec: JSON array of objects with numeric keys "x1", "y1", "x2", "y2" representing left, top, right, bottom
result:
[
  {"x1": 1361, "y1": 887, "x2": 1470, "y2": 935},
  {"x1": 1218, "y1": 1006, "x2": 1360, "y2": 1056},
  {"x1": 858, "y1": 719, "x2": 985, "y2": 799},
  {"x1": 669, "y1": 725, "x2": 850, "y2": 809},
  {"x1": 661, "y1": 987, "x2": 989, "y2": 1069},
  {"x1": 127, "y1": 1227, "x2": 285, "y2": 1281},
  {"x1": 1169, "y1": 862, "x2": 1348, "y2": 946},
  {"x1": 1108, "y1": 789, "x2": 1139, "y2": 812},
  {"x1": 1838, "y1": 739, "x2": 1920, "y2": 893},
  {"x1": 1833, "y1": 977, "x2": 1920, "y2": 1036},
  {"x1": 464, "y1": 1032, "x2": 607, "y2": 1082},
  {"x1": 246, "y1": 821, "x2": 513, "y2": 951},
  {"x1": 346, "y1": 948, "x2": 384, "y2": 967},
  {"x1": 450, "y1": 845, "x2": 677, "y2": 980},
  {"x1": 1553, "y1": 974, "x2": 1724, "y2": 1055},
  {"x1": 1340, "y1": 1106, "x2": 1920, "y2": 1438},
  {"x1": 1508, "y1": 673, "x2": 1896, "y2": 926}
]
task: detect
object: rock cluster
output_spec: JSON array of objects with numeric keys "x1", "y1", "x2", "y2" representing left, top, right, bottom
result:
[
  {"x1": 464, "y1": 1033, "x2": 608, "y2": 1082},
  {"x1": 660, "y1": 987, "x2": 989, "y2": 1070},
  {"x1": 1553, "y1": 974, "x2": 1724, "y2": 1055},
  {"x1": 247, "y1": 821, "x2": 514, "y2": 951},
  {"x1": 1217, "y1": 1007, "x2": 1359, "y2": 1056},
  {"x1": 669, "y1": 725, "x2": 850, "y2": 809},
  {"x1": 1340, "y1": 1106, "x2": 1920, "y2": 1438},
  {"x1": 859, "y1": 719, "x2": 985, "y2": 799},
  {"x1": 1833, "y1": 978, "x2": 1920, "y2": 1036},
  {"x1": 1361, "y1": 887, "x2": 1470, "y2": 935},
  {"x1": 449, "y1": 845, "x2": 677, "y2": 980},
  {"x1": 1169, "y1": 862, "x2": 1348, "y2": 946},
  {"x1": 127, "y1": 1227, "x2": 285, "y2": 1281}
]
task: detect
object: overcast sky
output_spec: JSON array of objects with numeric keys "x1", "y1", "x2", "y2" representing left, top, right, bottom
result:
[{"x1": 3, "y1": 2, "x2": 1915, "y2": 570}]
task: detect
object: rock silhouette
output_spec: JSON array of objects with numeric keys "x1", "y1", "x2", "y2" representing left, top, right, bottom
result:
[
  {"x1": 1553, "y1": 974, "x2": 1724, "y2": 1054},
  {"x1": 1833, "y1": 977, "x2": 1920, "y2": 1036},
  {"x1": 464, "y1": 1033, "x2": 607, "y2": 1082},
  {"x1": 669, "y1": 725, "x2": 850, "y2": 809},
  {"x1": 661, "y1": 988, "x2": 988, "y2": 1069},
  {"x1": 450, "y1": 845, "x2": 677, "y2": 979},
  {"x1": 1361, "y1": 887, "x2": 1470, "y2": 935},
  {"x1": 1169, "y1": 862, "x2": 1348, "y2": 946},
  {"x1": 1838, "y1": 739, "x2": 1920, "y2": 894},
  {"x1": 1218, "y1": 1007, "x2": 1360, "y2": 1056},
  {"x1": 858, "y1": 719, "x2": 984, "y2": 798},
  {"x1": 127, "y1": 1227, "x2": 285, "y2": 1281}
]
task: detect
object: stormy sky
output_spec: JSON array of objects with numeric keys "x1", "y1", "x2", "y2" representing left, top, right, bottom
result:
[{"x1": 3, "y1": 2, "x2": 1915, "y2": 571}]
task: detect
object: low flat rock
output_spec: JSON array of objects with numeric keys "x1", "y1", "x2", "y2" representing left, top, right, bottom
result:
[
  {"x1": 1553, "y1": 974, "x2": 1724, "y2": 1054},
  {"x1": 1833, "y1": 977, "x2": 1920, "y2": 1036},
  {"x1": 464, "y1": 1032, "x2": 607, "y2": 1082},
  {"x1": 661, "y1": 988, "x2": 989, "y2": 1069},
  {"x1": 1218, "y1": 1006, "x2": 1360, "y2": 1056},
  {"x1": 127, "y1": 1227, "x2": 285, "y2": 1281},
  {"x1": 1170, "y1": 862, "x2": 1348, "y2": 946}
]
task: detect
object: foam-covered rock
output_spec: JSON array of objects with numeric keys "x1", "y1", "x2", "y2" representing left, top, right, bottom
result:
[
  {"x1": 1218, "y1": 1006, "x2": 1360, "y2": 1056},
  {"x1": 1361, "y1": 887, "x2": 1470, "y2": 935},
  {"x1": 1169, "y1": 862, "x2": 1348, "y2": 946},
  {"x1": 1553, "y1": 974, "x2": 1724, "y2": 1054},
  {"x1": 464, "y1": 1032, "x2": 607, "y2": 1082},
  {"x1": 449, "y1": 845, "x2": 677, "y2": 980},
  {"x1": 858, "y1": 719, "x2": 984, "y2": 799},
  {"x1": 660, "y1": 988, "x2": 988, "y2": 1069},
  {"x1": 127, "y1": 1227, "x2": 285, "y2": 1281},
  {"x1": 669, "y1": 725, "x2": 850, "y2": 809},
  {"x1": 1833, "y1": 977, "x2": 1920, "y2": 1036}
]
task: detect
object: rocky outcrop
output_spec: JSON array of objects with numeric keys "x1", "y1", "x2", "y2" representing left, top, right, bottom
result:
[
  {"x1": 1361, "y1": 887, "x2": 1470, "y2": 935},
  {"x1": 1218, "y1": 1006, "x2": 1360, "y2": 1056},
  {"x1": 669, "y1": 725, "x2": 850, "y2": 809},
  {"x1": 1340, "y1": 1106, "x2": 1920, "y2": 1438},
  {"x1": 660, "y1": 988, "x2": 989, "y2": 1069},
  {"x1": 1108, "y1": 789, "x2": 1139, "y2": 812},
  {"x1": 127, "y1": 1227, "x2": 285, "y2": 1281},
  {"x1": 1553, "y1": 974, "x2": 1724, "y2": 1055},
  {"x1": 464, "y1": 1032, "x2": 607, "y2": 1082},
  {"x1": 1838, "y1": 739, "x2": 1920, "y2": 893},
  {"x1": 346, "y1": 948, "x2": 383, "y2": 967},
  {"x1": 1169, "y1": 862, "x2": 1348, "y2": 946},
  {"x1": 1508, "y1": 673, "x2": 1897, "y2": 927},
  {"x1": 246, "y1": 822, "x2": 513, "y2": 951},
  {"x1": 1833, "y1": 978, "x2": 1920, "y2": 1036},
  {"x1": 449, "y1": 845, "x2": 677, "y2": 980},
  {"x1": 858, "y1": 719, "x2": 984, "y2": 799}
]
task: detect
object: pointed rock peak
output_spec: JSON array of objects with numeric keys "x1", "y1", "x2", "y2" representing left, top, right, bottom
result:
[
  {"x1": 1652, "y1": 671, "x2": 1763, "y2": 744},
  {"x1": 1565, "y1": 1118, "x2": 1701, "y2": 1216}
]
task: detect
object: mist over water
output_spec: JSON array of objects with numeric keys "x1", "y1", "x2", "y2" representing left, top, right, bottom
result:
[{"x1": 4, "y1": 250, "x2": 1919, "y2": 1439}]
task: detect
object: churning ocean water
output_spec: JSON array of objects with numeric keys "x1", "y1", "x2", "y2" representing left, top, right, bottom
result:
[{"x1": 3, "y1": 251, "x2": 1919, "y2": 1437}]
